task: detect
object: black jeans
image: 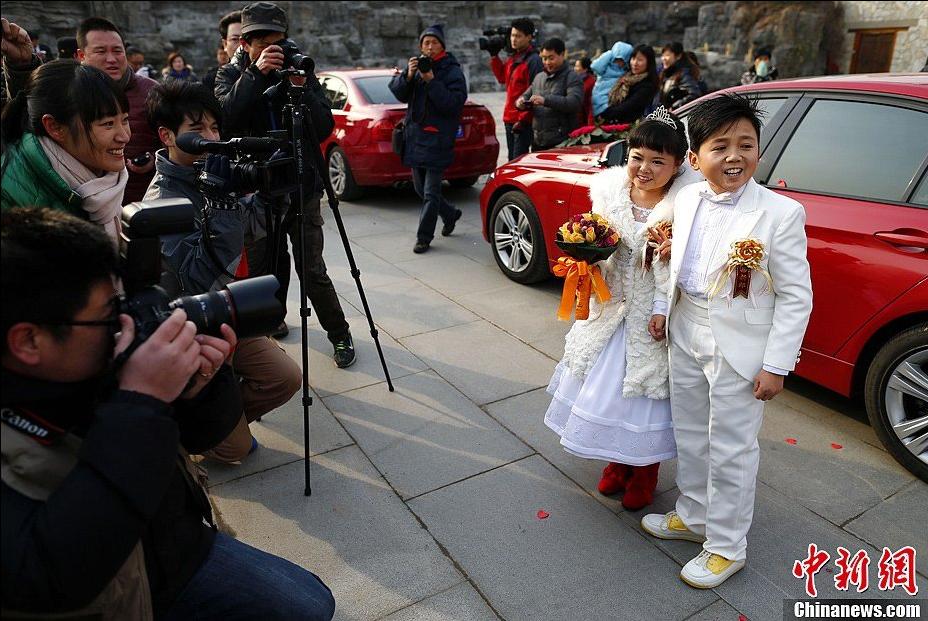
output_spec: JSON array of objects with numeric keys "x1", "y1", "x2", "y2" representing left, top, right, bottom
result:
[
  {"x1": 504, "y1": 122, "x2": 532, "y2": 161},
  {"x1": 411, "y1": 167, "x2": 456, "y2": 244},
  {"x1": 249, "y1": 196, "x2": 350, "y2": 345}
]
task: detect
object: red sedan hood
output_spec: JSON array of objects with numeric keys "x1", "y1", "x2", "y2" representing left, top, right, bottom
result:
[{"x1": 509, "y1": 144, "x2": 608, "y2": 173}]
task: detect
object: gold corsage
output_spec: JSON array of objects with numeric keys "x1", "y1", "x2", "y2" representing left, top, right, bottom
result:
[{"x1": 709, "y1": 238, "x2": 773, "y2": 299}]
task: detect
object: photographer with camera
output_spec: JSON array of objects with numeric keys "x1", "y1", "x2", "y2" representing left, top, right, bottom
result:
[
  {"x1": 215, "y1": 2, "x2": 356, "y2": 368},
  {"x1": 515, "y1": 37, "x2": 582, "y2": 150},
  {"x1": 388, "y1": 24, "x2": 466, "y2": 255},
  {"x1": 1, "y1": 207, "x2": 335, "y2": 620},
  {"x1": 487, "y1": 17, "x2": 542, "y2": 162},
  {"x1": 144, "y1": 80, "x2": 301, "y2": 463}
]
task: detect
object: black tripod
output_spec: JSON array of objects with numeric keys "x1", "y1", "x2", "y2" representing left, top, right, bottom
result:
[{"x1": 266, "y1": 71, "x2": 395, "y2": 496}]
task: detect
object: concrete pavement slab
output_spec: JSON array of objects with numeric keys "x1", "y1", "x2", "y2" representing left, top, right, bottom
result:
[
  {"x1": 408, "y1": 455, "x2": 716, "y2": 621},
  {"x1": 393, "y1": 254, "x2": 513, "y2": 299},
  {"x1": 528, "y1": 334, "x2": 566, "y2": 362},
  {"x1": 757, "y1": 398, "x2": 914, "y2": 524},
  {"x1": 400, "y1": 321, "x2": 555, "y2": 405},
  {"x1": 378, "y1": 582, "x2": 498, "y2": 621},
  {"x1": 279, "y1": 315, "x2": 428, "y2": 398},
  {"x1": 324, "y1": 371, "x2": 532, "y2": 499},
  {"x1": 210, "y1": 446, "x2": 463, "y2": 621},
  {"x1": 203, "y1": 389, "x2": 353, "y2": 487},
  {"x1": 338, "y1": 278, "x2": 481, "y2": 339},
  {"x1": 455, "y1": 281, "x2": 569, "y2": 346},
  {"x1": 683, "y1": 599, "x2": 741, "y2": 621},
  {"x1": 326, "y1": 248, "x2": 413, "y2": 291},
  {"x1": 633, "y1": 480, "x2": 928, "y2": 621},
  {"x1": 484, "y1": 387, "x2": 679, "y2": 514},
  {"x1": 845, "y1": 481, "x2": 928, "y2": 568}
]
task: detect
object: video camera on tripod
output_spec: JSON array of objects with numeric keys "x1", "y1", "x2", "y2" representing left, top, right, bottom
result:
[{"x1": 176, "y1": 133, "x2": 299, "y2": 199}]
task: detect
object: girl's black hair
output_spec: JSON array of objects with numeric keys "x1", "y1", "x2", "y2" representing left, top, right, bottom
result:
[
  {"x1": 627, "y1": 113, "x2": 689, "y2": 163},
  {"x1": 1, "y1": 59, "x2": 129, "y2": 146},
  {"x1": 686, "y1": 93, "x2": 763, "y2": 152},
  {"x1": 630, "y1": 44, "x2": 659, "y2": 88},
  {"x1": 577, "y1": 56, "x2": 592, "y2": 71},
  {"x1": 661, "y1": 41, "x2": 684, "y2": 56}
]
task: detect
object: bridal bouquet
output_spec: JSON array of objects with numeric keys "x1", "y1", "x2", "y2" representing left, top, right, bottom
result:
[{"x1": 553, "y1": 213, "x2": 620, "y2": 321}]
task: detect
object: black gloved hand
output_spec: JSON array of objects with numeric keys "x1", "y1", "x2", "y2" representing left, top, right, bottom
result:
[{"x1": 197, "y1": 154, "x2": 239, "y2": 210}]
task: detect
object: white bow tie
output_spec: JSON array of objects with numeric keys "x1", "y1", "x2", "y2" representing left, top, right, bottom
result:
[{"x1": 699, "y1": 190, "x2": 736, "y2": 208}]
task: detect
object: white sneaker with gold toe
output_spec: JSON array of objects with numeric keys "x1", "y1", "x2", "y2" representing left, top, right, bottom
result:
[
  {"x1": 640, "y1": 511, "x2": 706, "y2": 543},
  {"x1": 680, "y1": 550, "x2": 745, "y2": 588}
]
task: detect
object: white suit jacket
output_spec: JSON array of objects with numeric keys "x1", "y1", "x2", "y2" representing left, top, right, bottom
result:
[{"x1": 667, "y1": 179, "x2": 813, "y2": 381}]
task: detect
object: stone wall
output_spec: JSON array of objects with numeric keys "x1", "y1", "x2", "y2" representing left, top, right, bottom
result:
[
  {"x1": 1, "y1": 1, "x2": 868, "y2": 93},
  {"x1": 837, "y1": 1, "x2": 928, "y2": 73}
]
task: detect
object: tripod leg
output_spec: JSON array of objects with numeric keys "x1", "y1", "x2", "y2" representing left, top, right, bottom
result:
[
  {"x1": 301, "y1": 112, "x2": 395, "y2": 392},
  {"x1": 297, "y1": 200, "x2": 314, "y2": 496}
]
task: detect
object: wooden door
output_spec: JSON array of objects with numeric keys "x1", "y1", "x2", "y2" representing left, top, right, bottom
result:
[{"x1": 850, "y1": 29, "x2": 900, "y2": 73}]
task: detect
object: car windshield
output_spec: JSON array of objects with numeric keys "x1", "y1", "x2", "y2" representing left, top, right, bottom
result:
[{"x1": 354, "y1": 76, "x2": 401, "y2": 105}]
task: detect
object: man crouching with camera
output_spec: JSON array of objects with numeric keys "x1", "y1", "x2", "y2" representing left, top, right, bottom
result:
[
  {"x1": 215, "y1": 1, "x2": 357, "y2": 369},
  {"x1": 144, "y1": 80, "x2": 301, "y2": 464},
  {"x1": 0, "y1": 208, "x2": 335, "y2": 620}
]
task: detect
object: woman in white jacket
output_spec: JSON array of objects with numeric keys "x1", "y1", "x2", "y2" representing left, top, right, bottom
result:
[{"x1": 545, "y1": 108, "x2": 702, "y2": 510}]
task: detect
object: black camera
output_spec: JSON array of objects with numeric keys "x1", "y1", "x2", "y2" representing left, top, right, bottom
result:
[
  {"x1": 120, "y1": 199, "x2": 286, "y2": 341},
  {"x1": 416, "y1": 55, "x2": 432, "y2": 74},
  {"x1": 277, "y1": 38, "x2": 315, "y2": 73},
  {"x1": 478, "y1": 27, "x2": 512, "y2": 56},
  {"x1": 177, "y1": 132, "x2": 299, "y2": 199}
]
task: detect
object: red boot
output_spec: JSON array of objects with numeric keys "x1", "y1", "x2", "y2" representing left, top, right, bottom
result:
[
  {"x1": 597, "y1": 462, "x2": 631, "y2": 495},
  {"x1": 621, "y1": 463, "x2": 660, "y2": 510}
]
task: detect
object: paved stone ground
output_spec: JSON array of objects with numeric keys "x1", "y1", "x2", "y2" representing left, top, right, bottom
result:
[{"x1": 206, "y1": 93, "x2": 926, "y2": 621}]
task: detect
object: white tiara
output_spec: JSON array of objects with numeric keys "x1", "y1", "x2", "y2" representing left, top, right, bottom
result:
[{"x1": 646, "y1": 106, "x2": 677, "y2": 130}]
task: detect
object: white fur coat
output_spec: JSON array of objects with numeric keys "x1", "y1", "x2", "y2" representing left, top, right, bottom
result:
[{"x1": 559, "y1": 163, "x2": 703, "y2": 399}]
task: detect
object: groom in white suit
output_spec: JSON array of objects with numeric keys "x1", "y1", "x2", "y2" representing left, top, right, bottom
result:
[{"x1": 642, "y1": 94, "x2": 813, "y2": 588}]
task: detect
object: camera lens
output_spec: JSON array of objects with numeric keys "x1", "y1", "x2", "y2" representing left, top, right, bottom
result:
[{"x1": 170, "y1": 275, "x2": 285, "y2": 339}]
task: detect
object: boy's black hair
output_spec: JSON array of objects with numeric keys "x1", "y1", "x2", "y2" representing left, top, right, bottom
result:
[
  {"x1": 219, "y1": 10, "x2": 242, "y2": 39},
  {"x1": 76, "y1": 16, "x2": 124, "y2": 49},
  {"x1": 628, "y1": 113, "x2": 688, "y2": 162},
  {"x1": 540, "y1": 37, "x2": 565, "y2": 55},
  {"x1": 146, "y1": 80, "x2": 222, "y2": 136},
  {"x1": 1, "y1": 60, "x2": 129, "y2": 146},
  {"x1": 2, "y1": 208, "x2": 119, "y2": 348},
  {"x1": 686, "y1": 93, "x2": 764, "y2": 152},
  {"x1": 577, "y1": 56, "x2": 592, "y2": 71},
  {"x1": 126, "y1": 46, "x2": 143, "y2": 57},
  {"x1": 510, "y1": 18, "x2": 535, "y2": 38}
]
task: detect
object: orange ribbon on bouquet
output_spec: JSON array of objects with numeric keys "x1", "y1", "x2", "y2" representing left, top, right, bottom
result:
[{"x1": 553, "y1": 257, "x2": 612, "y2": 321}]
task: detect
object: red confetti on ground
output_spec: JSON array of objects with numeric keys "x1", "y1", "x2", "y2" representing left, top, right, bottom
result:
[
  {"x1": 831, "y1": 443, "x2": 843, "y2": 450},
  {"x1": 739, "y1": 615, "x2": 748, "y2": 621},
  {"x1": 536, "y1": 510, "x2": 549, "y2": 520},
  {"x1": 785, "y1": 438, "x2": 798, "y2": 445}
]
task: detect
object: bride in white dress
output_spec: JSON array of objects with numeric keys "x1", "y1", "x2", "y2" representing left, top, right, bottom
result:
[{"x1": 545, "y1": 108, "x2": 702, "y2": 510}]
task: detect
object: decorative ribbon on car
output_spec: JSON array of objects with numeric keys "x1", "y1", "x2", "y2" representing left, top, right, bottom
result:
[{"x1": 553, "y1": 257, "x2": 612, "y2": 321}]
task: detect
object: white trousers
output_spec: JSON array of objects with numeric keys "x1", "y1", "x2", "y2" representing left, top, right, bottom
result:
[{"x1": 668, "y1": 295, "x2": 765, "y2": 562}]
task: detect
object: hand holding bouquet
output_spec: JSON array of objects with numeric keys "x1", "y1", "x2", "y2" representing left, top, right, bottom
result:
[{"x1": 553, "y1": 213, "x2": 620, "y2": 321}]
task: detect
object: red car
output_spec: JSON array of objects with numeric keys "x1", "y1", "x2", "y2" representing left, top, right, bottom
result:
[
  {"x1": 317, "y1": 69, "x2": 499, "y2": 200},
  {"x1": 480, "y1": 74, "x2": 928, "y2": 480}
]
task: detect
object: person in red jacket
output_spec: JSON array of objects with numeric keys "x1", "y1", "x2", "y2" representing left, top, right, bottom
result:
[
  {"x1": 574, "y1": 56, "x2": 596, "y2": 125},
  {"x1": 76, "y1": 17, "x2": 161, "y2": 204},
  {"x1": 489, "y1": 17, "x2": 543, "y2": 161}
]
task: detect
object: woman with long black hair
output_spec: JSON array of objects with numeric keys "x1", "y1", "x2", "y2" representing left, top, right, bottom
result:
[{"x1": 2, "y1": 59, "x2": 130, "y2": 242}]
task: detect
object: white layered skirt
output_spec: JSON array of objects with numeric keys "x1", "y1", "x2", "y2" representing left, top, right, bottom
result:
[{"x1": 545, "y1": 320, "x2": 677, "y2": 465}]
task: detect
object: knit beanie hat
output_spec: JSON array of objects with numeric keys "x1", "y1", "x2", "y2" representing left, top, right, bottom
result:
[{"x1": 419, "y1": 24, "x2": 445, "y2": 48}]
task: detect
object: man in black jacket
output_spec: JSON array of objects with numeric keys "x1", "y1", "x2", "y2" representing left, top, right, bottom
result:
[
  {"x1": 388, "y1": 24, "x2": 467, "y2": 254},
  {"x1": 214, "y1": 1, "x2": 356, "y2": 368},
  {"x1": 1, "y1": 208, "x2": 335, "y2": 620}
]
